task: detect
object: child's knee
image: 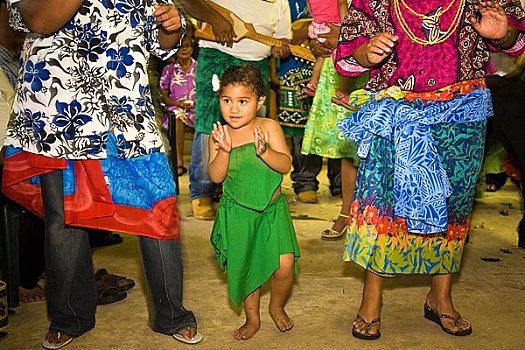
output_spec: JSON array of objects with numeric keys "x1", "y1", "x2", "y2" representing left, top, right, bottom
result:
[{"x1": 275, "y1": 253, "x2": 294, "y2": 276}]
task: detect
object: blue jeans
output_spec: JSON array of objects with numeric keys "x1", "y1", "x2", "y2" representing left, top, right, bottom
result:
[
  {"x1": 40, "y1": 171, "x2": 196, "y2": 338},
  {"x1": 189, "y1": 131, "x2": 215, "y2": 199},
  {"x1": 290, "y1": 135, "x2": 341, "y2": 195}
]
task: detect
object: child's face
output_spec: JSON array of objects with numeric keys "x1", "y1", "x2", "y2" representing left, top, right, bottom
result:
[{"x1": 219, "y1": 84, "x2": 265, "y2": 129}]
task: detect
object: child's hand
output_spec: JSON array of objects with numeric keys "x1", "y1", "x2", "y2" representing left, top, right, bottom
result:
[
  {"x1": 365, "y1": 32, "x2": 398, "y2": 65},
  {"x1": 211, "y1": 122, "x2": 232, "y2": 153},
  {"x1": 254, "y1": 126, "x2": 268, "y2": 156},
  {"x1": 154, "y1": 4, "x2": 182, "y2": 33},
  {"x1": 470, "y1": 1, "x2": 509, "y2": 41}
]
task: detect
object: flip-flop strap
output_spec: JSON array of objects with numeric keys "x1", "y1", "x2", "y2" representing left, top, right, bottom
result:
[
  {"x1": 356, "y1": 314, "x2": 381, "y2": 330},
  {"x1": 439, "y1": 312, "x2": 466, "y2": 327}
]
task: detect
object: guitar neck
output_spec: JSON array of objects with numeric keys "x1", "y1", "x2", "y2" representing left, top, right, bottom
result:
[
  {"x1": 246, "y1": 31, "x2": 282, "y2": 49},
  {"x1": 245, "y1": 32, "x2": 315, "y2": 63}
]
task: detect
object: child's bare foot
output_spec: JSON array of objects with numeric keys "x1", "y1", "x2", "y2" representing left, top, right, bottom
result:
[
  {"x1": 233, "y1": 320, "x2": 260, "y2": 340},
  {"x1": 19, "y1": 286, "x2": 46, "y2": 303},
  {"x1": 269, "y1": 306, "x2": 294, "y2": 332}
]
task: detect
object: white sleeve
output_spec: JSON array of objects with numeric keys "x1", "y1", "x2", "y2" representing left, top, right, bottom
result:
[{"x1": 274, "y1": 0, "x2": 292, "y2": 40}]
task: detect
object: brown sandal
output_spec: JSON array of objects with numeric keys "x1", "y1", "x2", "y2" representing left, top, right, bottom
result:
[
  {"x1": 321, "y1": 214, "x2": 349, "y2": 240},
  {"x1": 352, "y1": 314, "x2": 381, "y2": 340},
  {"x1": 423, "y1": 303, "x2": 472, "y2": 336}
]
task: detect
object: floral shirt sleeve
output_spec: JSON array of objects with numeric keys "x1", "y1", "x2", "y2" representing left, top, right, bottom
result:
[
  {"x1": 4, "y1": 0, "x2": 186, "y2": 160},
  {"x1": 6, "y1": 0, "x2": 30, "y2": 32}
]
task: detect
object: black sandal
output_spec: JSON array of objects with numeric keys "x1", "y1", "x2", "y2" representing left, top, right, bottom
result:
[
  {"x1": 95, "y1": 268, "x2": 135, "y2": 292},
  {"x1": 352, "y1": 314, "x2": 381, "y2": 340},
  {"x1": 177, "y1": 166, "x2": 187, "y2": 176},
  {"x1": 423, "y1": 303, "x2": 472, "y2": 336},
  {"x1": 96, "y1": 279, "x2": 127, "y2": 305}
]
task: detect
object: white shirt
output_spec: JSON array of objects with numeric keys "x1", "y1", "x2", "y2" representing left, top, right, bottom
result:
[{"x1": 199, "y1": 0, "x2": 292, "y2": 61}]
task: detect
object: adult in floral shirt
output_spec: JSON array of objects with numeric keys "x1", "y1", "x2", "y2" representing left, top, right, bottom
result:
[{"x1": 1, "y1": 0, "x2": 204, "y2": 348}]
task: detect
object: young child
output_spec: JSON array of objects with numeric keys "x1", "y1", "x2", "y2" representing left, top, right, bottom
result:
[
  {"x1": 303, "y1": 0, "x2": 351, "y2": 107},
  {"x1": 208, "y1": 64, "x2": 300, "y2": 340},
  {"x1": 160, "y1": 35, "x2": 196, "y2": 176}
]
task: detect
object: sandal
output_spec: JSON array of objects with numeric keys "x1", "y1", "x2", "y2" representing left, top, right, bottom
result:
[
  {"x1": 173, "y1": 326, "x2": 203, "y2": 345},
  {"x1": 352, "y1": 314, "x2": 381, "y2": 340},
  {"x1": 423, "y1": 303, "x2": 472, "y2": 336},
  {"x1": 42, "y1": 332, "x2": 74, "y2": 350},
  {"x1": 321, "y1": 214, "x2": 349, "y2": 240},
  {"x1": 96, "y1": 279, "x2": 127, "y2": 305},
  {"x1": 331, "y1": 91, "x2": 359, "y2": 110},
  {"x1": 302, "y1": 82, "x2": 317, "y2": 97},
  {"x1": 95, "y1": 268, "x2": 136, "y2": 292},
  {"x1": 177, "y1": 165, "x2": 188, "y2": 176}
]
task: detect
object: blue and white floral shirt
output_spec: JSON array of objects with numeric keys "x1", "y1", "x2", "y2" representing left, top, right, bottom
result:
[{"x1": 5, "y1": 0, "x2": 184, "y2": 159}]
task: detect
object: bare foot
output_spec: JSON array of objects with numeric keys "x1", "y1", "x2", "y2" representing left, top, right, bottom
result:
[
  {"x1": 19, "y1": 286, "x2": 46, "y2": 303},
  {"x1": 233, "y1": 320, "x2": 260, "y2": 340},
  {"x1": 269, "y1": 306, "x2": 294, "y2": 332}
]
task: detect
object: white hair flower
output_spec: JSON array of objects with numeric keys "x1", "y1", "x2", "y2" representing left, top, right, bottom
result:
[{"x1": 212, "y1": 74, "x2": 221, "y2": 92}]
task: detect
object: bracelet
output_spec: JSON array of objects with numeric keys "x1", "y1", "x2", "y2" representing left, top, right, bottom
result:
[
  {"x1": 490, "y1": 29, "x2": 512, "y2": 46},
  {"x1": 259, "y1": 143, "x2": 269, "y2": 156}
]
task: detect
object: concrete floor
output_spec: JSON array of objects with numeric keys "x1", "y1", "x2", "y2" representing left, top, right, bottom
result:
[{"x1": 2, "y1": 160, "x2": 525, "y2": 350}]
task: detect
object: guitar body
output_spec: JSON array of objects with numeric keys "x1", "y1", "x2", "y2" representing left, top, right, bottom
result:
[
  {"x1": 195, "y1": 1, "x2": 315, "y2": 63},
  {"x1": 195, "y1": 3, "x2": 252, "y2": 42}
]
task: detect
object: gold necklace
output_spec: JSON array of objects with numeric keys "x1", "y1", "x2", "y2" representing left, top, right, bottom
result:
[
  {"x1": 398, "y1": 0, "x2": 457, "y2": 19},
  {"x1": 393, "y1": 0, "x2": 466, "y2": 45}
]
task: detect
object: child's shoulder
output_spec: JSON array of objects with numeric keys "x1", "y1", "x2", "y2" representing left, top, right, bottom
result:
[{"x1": 256, "y1": 117, "x2": 279, "y2": 129}]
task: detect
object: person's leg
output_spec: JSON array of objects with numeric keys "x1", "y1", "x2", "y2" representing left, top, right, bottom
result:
[
  {"x1": 334, "y1": 75, "x2": 351, "y2": 102},
  {"x1": 303, "y1": 57, "x2": 324, "y2": 96},
  {"x1": 327, "y1": 158, "x2": 342, "y2": 197},
  {"x1": 18, "y1": 210, "x2": 46, "y2": 302},
  {"x1": 138, "y1": 236, "x2": 199, "y2": 340},
  {"x1": 188, "y1": 131, "x2": 215, "y2": 219},
  {"x1": 322, "y1": 158, "x2": 357, "y2": 240},
  {"x1": 290, "y1": 135, "x2": 321, "y2": 202},
  {"x1": 352, "y1": 270, "x2": 383, "y2": 338},
  {"x1": 234, "y1": 287, "x2": 261, "y2": 340},
  {"x1": 269, "y1": 253, "x2": 295, "y2": 332},
  {"x1": 175, "y1": 118, "x2": 186, "y2": 174},
  {"x1": 309, "y1": 57, "x2": 324, "y2": 87},
  {"x1": 40, "y1": 171, "x2": 96, "y2": 345},
  {"x1": 332, "y1": 158, "x2": 357, "y2": 232},
  {"x1": 425, "y1": 274, "x2": 472, "y2": 334}
]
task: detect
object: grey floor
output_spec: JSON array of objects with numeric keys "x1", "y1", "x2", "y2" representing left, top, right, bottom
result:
[{"x1": 2, "y1": 158, "x2": 525, "y2": 350}]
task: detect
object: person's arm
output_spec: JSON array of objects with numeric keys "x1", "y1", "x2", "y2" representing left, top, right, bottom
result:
[
  {"x1": 208, "y1": 122, "x2": 231, "y2": 183},
  {"x1": 161, "y1": 90, "x2": 193, "y2": 109},
  {"x1": 352, "y1": 32, "x2": 398, "y2": 68},
  {"x1": 154, "y1": 4, "x2": 184, "y2": 50},
  {"x1": 14, "y1": 0, "x2": 84, "y2": 34},
  {"x1": 178, "y1": 0, "x2": 234, "y2": 46},
  {"x1": 470, "y1": 1, "x2": 519, "y2": 49},
  {"x1": 255, "y1": 119, "x2": 291, "y2": 174},
  {"x1": 338, "y1": 0, "x2": 348, "y2": 21}
]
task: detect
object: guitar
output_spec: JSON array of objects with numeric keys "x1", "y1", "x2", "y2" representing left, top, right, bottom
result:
[{"x1": 195, "y1": 1, "x2": 316, "y2": 63}]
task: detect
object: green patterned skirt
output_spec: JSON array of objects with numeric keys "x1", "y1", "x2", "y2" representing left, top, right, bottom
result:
[{"x1": 301, "y1": 58, "x2": 368, "y2": 159}]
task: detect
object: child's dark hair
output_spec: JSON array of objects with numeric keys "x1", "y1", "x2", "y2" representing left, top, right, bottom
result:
[{"x1": 219, "y1": 64, "x2": 265, "y2": 98}]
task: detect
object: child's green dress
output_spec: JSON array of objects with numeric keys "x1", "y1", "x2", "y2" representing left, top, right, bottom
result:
[{"x1": 210, "y1": 143, "x2": 300, "y2": 308}]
